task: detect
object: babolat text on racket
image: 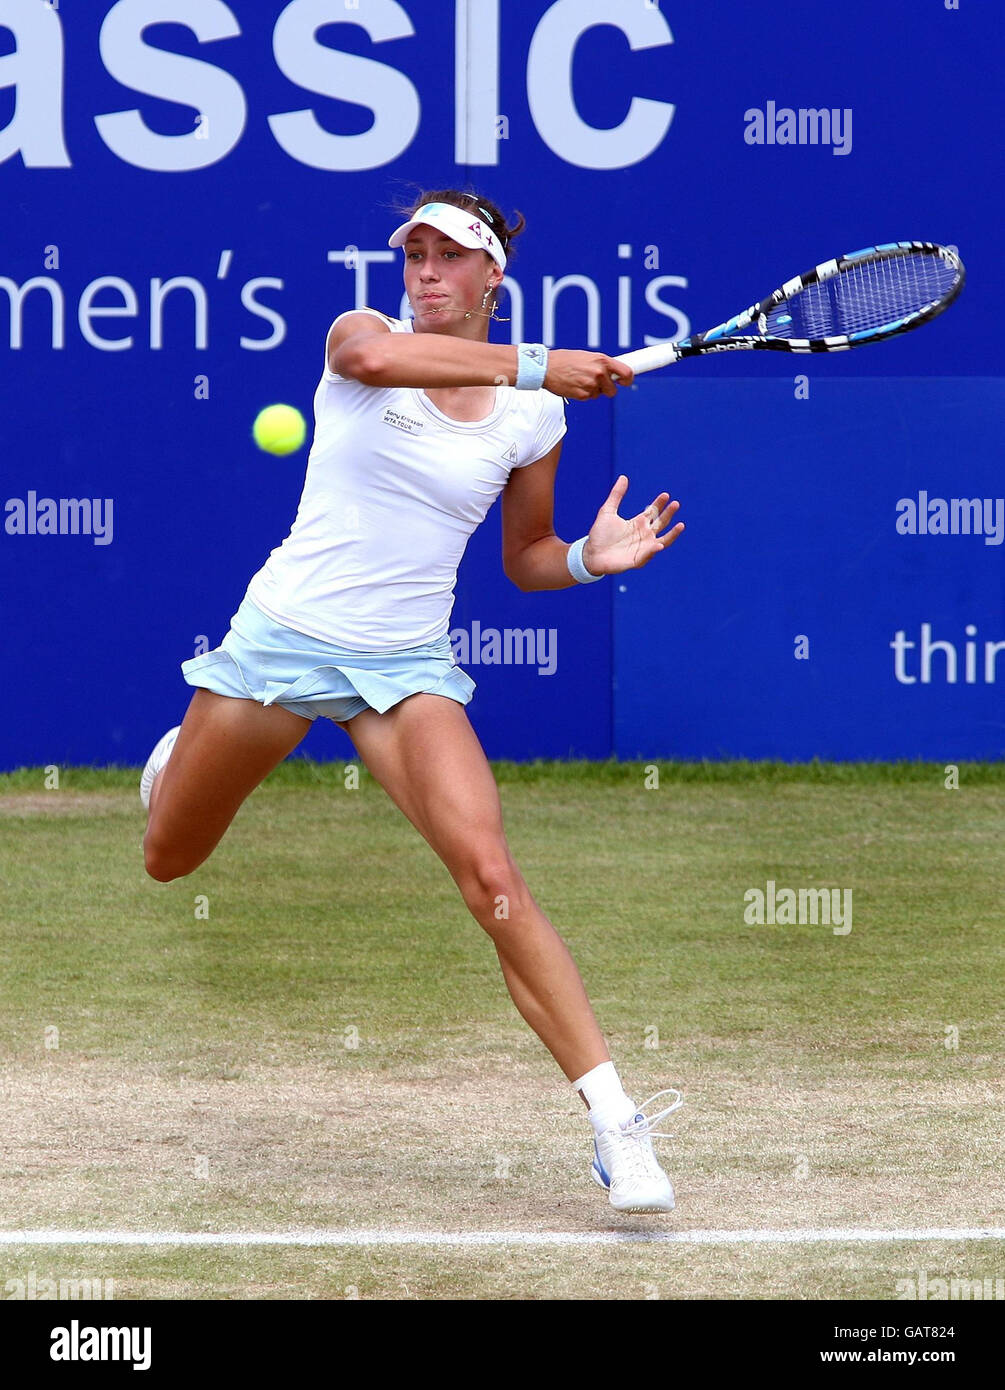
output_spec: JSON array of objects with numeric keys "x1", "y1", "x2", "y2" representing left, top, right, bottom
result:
[{"x1": 613, "y1": 241, "x2": 964, "y2": 375}]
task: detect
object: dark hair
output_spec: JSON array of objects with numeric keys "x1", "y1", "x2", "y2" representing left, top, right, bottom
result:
[{"x1": 396, "y1": 187, "x2": 526, "y2": 264}]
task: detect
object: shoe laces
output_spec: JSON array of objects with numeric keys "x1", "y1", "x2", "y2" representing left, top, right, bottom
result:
[
  {"x1": 621, "y1": 1088, "x2": 684, "y2": 1142},
  {"x1": 600, "y1": 1089, "x2": 684, "y2": 1185}
]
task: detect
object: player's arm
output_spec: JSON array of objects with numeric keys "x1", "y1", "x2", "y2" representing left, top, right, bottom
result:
[
  {"x1": 501, "y1": 442, "x2": 580, "y2": 592},
  {"x1": 329, "y1": 315, "x2": 633, "y2": 399},
  {"x1": 503, "y1": 451, "x2": 686, "y2": 592}
]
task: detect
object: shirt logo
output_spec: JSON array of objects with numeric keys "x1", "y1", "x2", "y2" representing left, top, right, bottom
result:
[
  {"x1": 502, "y1": 443, "x2": 519, "y2": 464},
  {"x1": 382, "y1": 408, "x2": 425, "y2": 435}
]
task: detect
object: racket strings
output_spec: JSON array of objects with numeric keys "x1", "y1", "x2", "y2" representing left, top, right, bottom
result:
[{"x1": 767, "y1": 252, "x2": 959, "y2": 340}]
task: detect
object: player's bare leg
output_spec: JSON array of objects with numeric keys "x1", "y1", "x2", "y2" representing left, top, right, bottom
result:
[
  {"x1": 142, "y1": 689, "x2": 310, "y2": 882},
  {"x1": 337, "y1": 693, "x2": 678, "y2": 1211},
  {"x1": 337, "y1": 692, "x2": 609, "y2": 1081}
]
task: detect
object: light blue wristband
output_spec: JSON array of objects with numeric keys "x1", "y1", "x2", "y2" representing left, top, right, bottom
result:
[
  {"x1": 567, "y1": 536, "x2": 603, "y2": 584},
  {"x1": 516, "y1": 342, "x2": 548, "y2": 390}
]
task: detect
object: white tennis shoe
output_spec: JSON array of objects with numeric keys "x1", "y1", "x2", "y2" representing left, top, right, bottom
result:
[
  {"x1": 139, "y1": 726, "x2": 181, "y2": 810},
  {"x1": 590, "y1": 1089, "x2": 683, "y2": 1213}
]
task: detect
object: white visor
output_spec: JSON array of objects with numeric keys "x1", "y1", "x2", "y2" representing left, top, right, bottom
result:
[{"x1": 388, "y1": 201, "x2": 507, "y2": 272}]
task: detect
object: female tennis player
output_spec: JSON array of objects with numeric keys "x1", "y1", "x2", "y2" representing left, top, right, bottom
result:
[{"x1": 141, "y1": 190, "x2": 685, "y2": 1213}]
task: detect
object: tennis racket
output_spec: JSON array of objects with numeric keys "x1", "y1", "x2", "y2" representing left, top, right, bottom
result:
[{"x1": 613, "y1": 241, "x2": 964, "y2": 376}]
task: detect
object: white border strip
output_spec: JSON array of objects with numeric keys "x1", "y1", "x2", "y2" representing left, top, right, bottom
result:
[
  {"x1": 1, "y1": 1228, "x2": 1003, "y2": 1249},
  {"x1": 455, "y1": 0, "x2": 500, "y2": 166}
]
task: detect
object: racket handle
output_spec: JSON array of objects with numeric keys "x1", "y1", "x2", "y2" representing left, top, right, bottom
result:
[{"x1": 610, "y1": 342, "x2": 681, "y2": 378}]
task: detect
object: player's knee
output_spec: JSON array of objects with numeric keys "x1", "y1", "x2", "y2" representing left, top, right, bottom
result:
[
  {"x1": 143, "y1": 849, "x2": 180, "y2": 883},
  {"x1": 457, "y1": 852, "x2": 528, "y2": 925},
  {"x1": 142, "y1": 831, "x2": 191, "y2": 883}
]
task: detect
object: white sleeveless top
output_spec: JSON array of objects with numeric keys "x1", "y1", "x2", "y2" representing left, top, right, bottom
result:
[{"x1": 246, "y1": 309, "x2": 567, "y2": 651}]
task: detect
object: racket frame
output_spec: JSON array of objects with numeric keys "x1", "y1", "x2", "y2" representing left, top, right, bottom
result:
[{"x1": 617, "y1": 241, "x2": 965, "y2": 375}]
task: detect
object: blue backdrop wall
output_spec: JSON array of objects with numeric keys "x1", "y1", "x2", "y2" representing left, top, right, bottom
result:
[{"x1": 1, "y1": 0, "x2": 1001, "y2": 769}]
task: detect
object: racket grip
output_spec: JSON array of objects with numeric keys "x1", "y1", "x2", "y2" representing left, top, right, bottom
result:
[{"x1": 610, "y1": 342, "x2": 681, "y2": 377}]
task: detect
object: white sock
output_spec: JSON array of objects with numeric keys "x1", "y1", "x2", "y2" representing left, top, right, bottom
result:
[{"x1": 572, "y1": 1061, "x2": 636, "y2": 1136}]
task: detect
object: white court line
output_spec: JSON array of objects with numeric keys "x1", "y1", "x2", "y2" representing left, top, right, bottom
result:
[{"x1": 0, "y1": 1228, "x2": 1003, "y2": 1249}]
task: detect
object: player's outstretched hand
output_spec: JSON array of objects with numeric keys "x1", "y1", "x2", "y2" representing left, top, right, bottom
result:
[
  {"x1": 582, "y1": 475, "x2": 684, "y2": 575},
  {"x1": 544, "y1": 350, "x2": 634, "y2": 400}
]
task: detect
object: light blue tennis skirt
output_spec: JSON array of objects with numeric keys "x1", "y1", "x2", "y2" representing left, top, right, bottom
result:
[{"x1": 180, "y1": 593, "x2": 476, "y2": 724}]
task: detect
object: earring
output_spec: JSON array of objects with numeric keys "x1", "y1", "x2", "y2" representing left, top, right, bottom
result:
[
  {"x1": 486, "y1": 284, "x2": 511, "y2": 324},
  {"x1": 465, "y1": 287, "x2": 494, "y2": 320},
  {"x1": 464, "y1": 285, "x2": 511, "y2": 323}
]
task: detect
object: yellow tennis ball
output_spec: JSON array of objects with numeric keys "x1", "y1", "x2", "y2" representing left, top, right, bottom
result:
[{"x1": 253, "y1": 404, "x2": 307, "y2": 456}]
